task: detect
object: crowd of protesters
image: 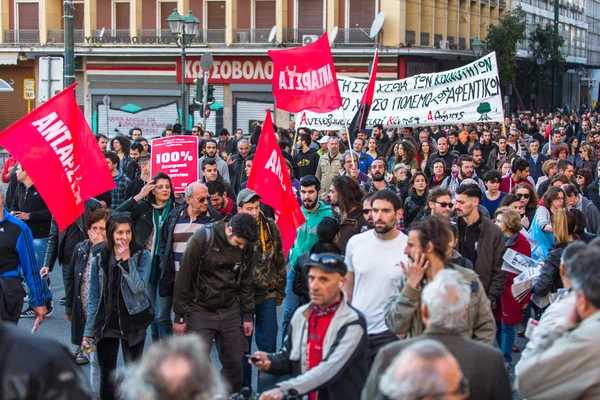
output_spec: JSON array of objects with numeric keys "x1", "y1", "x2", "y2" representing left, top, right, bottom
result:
[{"x1": 2, "y1": 108, "x2": 600, "y2": 399}]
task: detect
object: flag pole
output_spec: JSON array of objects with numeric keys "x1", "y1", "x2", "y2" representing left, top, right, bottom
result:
[{"x1": 341, "y1": 108, "x2": 356, "y2": 170}]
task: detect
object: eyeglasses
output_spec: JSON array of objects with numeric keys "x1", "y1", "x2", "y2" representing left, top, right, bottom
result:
[
  {"x1": 516, "y1": 193, "x2": 530, "y2": 199},
  {"x1": 435, "y1": 201, "x2": 454, "y2": 208},
  {"x1": 195, "y1": 196, "x2": 211, "y2": 203},
  {"x1": 309, "y1": 253, "x2": 343, "y2": 265}
]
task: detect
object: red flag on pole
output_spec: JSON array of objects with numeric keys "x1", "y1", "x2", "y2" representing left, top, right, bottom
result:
[
  {"x1": 347, "y1": 49, "x2": 379, "y2": 144},
  {"x1": 0, "y1": 83, "x2": 115, "y2": 231},
  {"x1": 268, "y1": 33, "x2": 342, "y2": 113},
  {"x1": 247, "y1": 110, "x2": 306, "y2": 254}
]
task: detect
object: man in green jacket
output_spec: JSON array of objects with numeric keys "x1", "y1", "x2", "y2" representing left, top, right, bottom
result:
[{"x1": 282, "y1": 175, "x2": 333, "y2": 345}]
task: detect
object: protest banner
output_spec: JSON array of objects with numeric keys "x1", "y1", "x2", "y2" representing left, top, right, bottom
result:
[
  {"x1": 151, "y1": 136, "x2": 198, "y2": 193},
  {"x1": 268, "y1": 33, "x2": 342, "y2": 113},
  {"x1": 295, "y1": 51, "x2": 503, "y2": 129},
  {"x1": 0, "y1": 83, "x2": 115, "y2": 231},
  {"x1": 247, "y1": 110, "x2": 306, "y2": 254}
]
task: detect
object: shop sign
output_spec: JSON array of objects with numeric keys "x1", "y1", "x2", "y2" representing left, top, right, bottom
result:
[{"x1": 176, "y1": 57, "x2": 274, "y2": 84}]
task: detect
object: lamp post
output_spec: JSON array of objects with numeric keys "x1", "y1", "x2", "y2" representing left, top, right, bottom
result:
[
  {"x1": 471, "y1": 37, "x2": 484, "y2": 58},
  {"x1": 168, "y1": 9, "x2": 199, "y2": 133},
  {"x1": 536, "y1": 54, "x2": 546, "y2": 110},
  {"x1": 577, "y1": 66, "x2": 585, "y2": 109}
]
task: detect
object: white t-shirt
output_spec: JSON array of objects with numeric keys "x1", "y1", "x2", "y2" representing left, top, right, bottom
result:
[{"x1": 346, "y1": 229, "x2": 408, "y2": 335}]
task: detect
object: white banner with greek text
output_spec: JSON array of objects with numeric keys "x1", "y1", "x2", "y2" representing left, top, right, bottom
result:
[{"x1": 295, "y1": 51, "x2": 503, "y2": 130}]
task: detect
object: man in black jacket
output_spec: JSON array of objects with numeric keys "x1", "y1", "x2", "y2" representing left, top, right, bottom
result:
[
  {"x1": 40, "y1": 198, "x2": 102, "y2": 306},
  {"x1": 294, "y1": 133, "x2": 320, "y2": 179},
  {"x1": 173, "y1": 212, "x2": 258, "y2": 393},
  {"x1": 228, "y1": 138, "x2": 252, "y2": 194},
  {"x1": 10, "y1": 164, "x2": 53, "y2": 317},
  {"x1": 425, "y1": 137, "x2": 458, "y2": 178},
  {"x1": 250, "y1": 253, "x2": 369, "y2": 400}
]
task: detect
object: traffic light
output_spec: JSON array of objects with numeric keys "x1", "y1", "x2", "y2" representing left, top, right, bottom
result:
[
  {"x1": 195, "y1": 79, "x2": 202, "y2": 102},
  {"x1": 207, "y1": 84, "x2": 215, "y2": 103}
]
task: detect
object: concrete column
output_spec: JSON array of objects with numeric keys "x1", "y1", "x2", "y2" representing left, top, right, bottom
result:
[
  {"x1": 40, "y1": 0, "x2": 63, "y2": 44},
  {"x1": 380, "y1": 0, "x2": 402, "y2": 46},
  {"x1": 275, "y1": 0, "x2": 287, "y2": 43},
  {"x1": 326, "y1": 0, "x2": 338, "y2": 34},
  {"x1": 130, "y1": 0, "x2": 142, "y2": 38},
  {"x1": 224, "y1": 84, "x2": 233, "y2": 132},
  {"x1": 177, "y1": 0, "x2": 189, "y2": 13},
  {"x1": 225, "y1": 0, "x2": 237, "y2": 45},
  {"x1": 0, "y1": 0, "x2": 9, "y2": 43},
  {"x1": 85, "y1": 0, "x2": 97, "y2": 39}
]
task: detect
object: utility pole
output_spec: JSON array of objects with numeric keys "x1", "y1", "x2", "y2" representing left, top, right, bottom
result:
[
  {"x1": 552, "y1": 0, "x2": 559, "y2": 112},
  {"x1": 64, "y1": 0, "x2": 75, "y2": 91}
]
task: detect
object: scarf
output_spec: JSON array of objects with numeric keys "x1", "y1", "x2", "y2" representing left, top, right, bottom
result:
[
  {"x1": 311, "y1": 299, "x2": 341, "y2": 317},
  {"x1": 149, "y1": 198, "x2": 172, "y2": 284},
  {"x1": 257, "y1": 212, "x2": 274, "y2": 260},
  {"x1": 411, "y1": 191, "x2": 428, "y2": 207}
]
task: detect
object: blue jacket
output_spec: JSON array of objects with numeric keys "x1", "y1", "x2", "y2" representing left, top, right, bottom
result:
[
  {"x1": 526, "y1": 153, "x2": 548, "y2": 184},
  {"x1": 0, "y1": 208, "x2": 45, "y2": 307},
  {"x1": 84, "y1": 244, "x2": 151, "y2": 339}
]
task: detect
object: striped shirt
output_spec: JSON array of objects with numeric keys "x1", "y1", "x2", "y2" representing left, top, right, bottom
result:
[{"x1": 173, "y1": 208, "x2": 214, "y2": 272}]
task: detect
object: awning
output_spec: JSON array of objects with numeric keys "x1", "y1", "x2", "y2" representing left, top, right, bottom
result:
[{"x1": 0, "y1": 53, "x2": 19, "y2": 66}]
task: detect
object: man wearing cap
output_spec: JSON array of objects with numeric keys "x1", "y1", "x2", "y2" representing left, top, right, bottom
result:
[
  {"x1": 250, "y1": 253, "x2": 369, "y2": 400},
  {"x1": 315, "y1": 136, "x2": 344, "y2": 202},
  {"x1": 237, "y1": 188, "x2": 286, "y2": 389}
]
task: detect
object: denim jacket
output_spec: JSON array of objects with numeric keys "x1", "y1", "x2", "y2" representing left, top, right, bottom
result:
[{"x1": 84, "y1": 245, "x2": 151, "y2": 338}]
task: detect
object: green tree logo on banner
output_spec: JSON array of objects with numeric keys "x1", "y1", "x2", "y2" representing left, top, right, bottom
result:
[{"x1": 477, "y1": 102, "x2": 492, "y2": 121}]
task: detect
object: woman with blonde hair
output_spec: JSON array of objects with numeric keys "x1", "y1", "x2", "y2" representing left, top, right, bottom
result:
[{"x1": 576, "y1": 144, "x2": 597, "y2": 172}]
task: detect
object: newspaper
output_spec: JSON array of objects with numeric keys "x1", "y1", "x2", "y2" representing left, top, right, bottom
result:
[
  {"x1": 511, "y1": 267, "x2": 541, "y2": 302},
  {"x1": 502, "y1": 248, "x2": 539, "y2": 275}
]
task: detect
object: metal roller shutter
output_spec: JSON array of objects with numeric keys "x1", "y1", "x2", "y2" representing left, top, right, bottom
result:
[
  {"x1": 207, "y1": 1, "x2": 226, "y2": 29},
  {"x1": 298, "y1": 0, "x2": 323, "y2": 29},
  {"x1": 93, "y1": 95, "x2": 180, "y2": 138},
  {"x1": 0, "y1": 65, "x2": 35, "y2": 131},
  {"x1": 235, "y1": 99, "x2": 273, "y2": 136},
  {"x1": 255, "y1": 1, "x2": 275, "y2": 29},
  {"x1": 349, "y1": 0, "x2": 375, "y2": 29},
  {"x1": 189, "y1": 84, "x2": 224, "y2": 134}
]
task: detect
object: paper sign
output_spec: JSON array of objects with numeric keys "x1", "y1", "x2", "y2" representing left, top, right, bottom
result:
[{"x1": 151, "y1": 136, "x2": 198, "y2": 193}]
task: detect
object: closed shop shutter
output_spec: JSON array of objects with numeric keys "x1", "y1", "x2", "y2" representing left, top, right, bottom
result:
[
  {"x1": 207, "y1": 1, "x2": 226, "y2": 29},
  {"x1": 92, "y1": 95, "x2": 181, "y2": 138},
  {"x1": 189, "y1": 85, "x2": 224, "y2": 134},
  {"x1": 114, "y1": 2, "x2": 130, "y2": 30},
  {"x1": 75, "y1": 72, "x2": 85, "y2": 108},
  {"x1": 349, "y1": 0, "x2": 375, "y2": 29},
  {"x1": 160, "y1": 2, "x2": 177, "y2": 29},
  {"x1": 298, "y1": 0, "x2": 323, "y2": 29},
  {"x1": 18, "y1": 3, "x2": 39, "y2": 29},
  {"x1": 234, "y1": 93, "x2": 273, "y2": 135},
  {"x1": 0, "y1": 65, "x2": 35, "y2": 131},
  {"x1": 255, "y1": 1, "x2": 275, "y2": 29}
]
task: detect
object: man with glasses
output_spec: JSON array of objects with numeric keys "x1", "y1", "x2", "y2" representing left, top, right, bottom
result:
[
  {"x1": 249, "y1": 253, "x2": 369, "y2": 400},
  {"x1": 340, "y1": 151, "x2": 369, "y2": 185},
  {"x1": 157, "y1": 182, "x2": 223, "y2": 306},
  {"x1": 426, "y1": 187, "x2": 454, "y2": 220}
]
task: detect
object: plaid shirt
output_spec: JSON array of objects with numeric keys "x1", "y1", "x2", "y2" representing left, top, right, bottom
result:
[{"x1": 111, "y1": 168, "x2": 131, "y2": 209}]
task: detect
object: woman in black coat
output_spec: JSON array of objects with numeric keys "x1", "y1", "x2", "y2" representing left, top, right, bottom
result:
[{"x1": 64, "y1": 208, "x2": 111, "y2": 381}]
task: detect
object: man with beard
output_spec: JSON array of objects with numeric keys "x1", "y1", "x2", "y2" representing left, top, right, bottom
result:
[
  {"x1": 361, "y1": 193, "x2": 375, "y2": 231},
  {"x1": 123, "y1": 142, "x2": 143, "y2": 180},
  {"x1": 487, "y1": 136, "x2": 515, "y2": 170},
  {"x1": 361, "y1": 158, "x2": 403, "y2": 199},
  {"x1": 207, "y1": 181, "x2": 237, "y2": 216},
  {"x1": 281, "y1": 175, "x2": 333, "y2": 345},
  {"x1": 426, "y1": 187, "x2": 453, "y2": 220},
  {"x1": 441, "y1": 155, "x2": 486, "y2": 198},
  {"x1": 344, "y1": 190, "x2": 409, "y2": 359},
  {"x1": 470, "y1": 147, "x2": 491, "y2": 180},
  {"x1": 198, "y1": 139, "x2": 230, "y2": 183},
  {"x1": 201, "y1": 158, "x2": 236, "y2": 201},
  {"x1": 316, "y1": 136, "x2": 344, "y2": 201},
  {"x1": 479, "y1": 130, "x2": 497, "y2": 162},
  {"x1": 228, "y1": 139, "x2": 252, "y2": 194},
  {"x1": 425, "y1": 137, "x2": 457, "y2": 178},
  {"x1": 373, "y1": 124, "x2": 391, "y2": 155}
]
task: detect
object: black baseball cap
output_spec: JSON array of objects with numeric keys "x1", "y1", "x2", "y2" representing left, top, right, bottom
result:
[{"x1": 303, "y1": 253, "x2": 347, "y2": 276}]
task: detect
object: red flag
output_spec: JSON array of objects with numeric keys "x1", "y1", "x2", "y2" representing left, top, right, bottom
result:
[
  {"x1": 0, "y1": 84, "x2": 115, "y2": 231},
  {"x1": 247, "y1": 110, "x2": 306, "y2": 254},
  {"x1": 347, "y1": 50, "x2": 379, "y2": 144},
  {"x1": 544, "y1": 124, "x2": 552, "y2": 139},
  {"x1": 268, "y1": 33, "x2": 342, "y2": 113}
]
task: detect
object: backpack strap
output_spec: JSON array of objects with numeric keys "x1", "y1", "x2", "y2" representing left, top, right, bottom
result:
[{"x1": 201, "y1": 224, "x2": 214, "y2": 262}]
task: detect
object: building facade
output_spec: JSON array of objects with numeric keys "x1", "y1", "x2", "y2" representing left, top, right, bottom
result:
[{"x1": 0, "y1": 0, "x2": 508, "y2": 133}]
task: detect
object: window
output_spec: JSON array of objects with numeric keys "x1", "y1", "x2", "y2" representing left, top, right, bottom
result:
[
  {"x1": 297, "y1": 0, "x2": 324, "y2": 29},
  {"x1": 113, "y1": 1, "x2": 130, "y2": 30},
  {"x1": 206, "y1": 1, "x2": 225, "y2": 29},
  {"x1": 16, "y1": 1, "x2": 39, "y2": 30},
  {"x1": 254, "y1": 0, "x2": 275, "y2": 29},
  {"x1": 159, "y1": 1, "x2": 177, "y2": 29},
  {"x1": 348, "y1": 0, "x2": 375, "y2": 30}
]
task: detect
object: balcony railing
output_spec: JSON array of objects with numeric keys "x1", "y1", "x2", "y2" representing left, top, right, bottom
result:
[
  {"x1": 233, "y1": 29, "x2": 272, "y2": 44},
  {"x1": 202, "y1": 29, "x2": 226, "y2": 44},
  {"x1": 283, "y1": 29, "x2": 326, "y2": 44},
  {"x1": 137, "y1": 29, "x2": 177, "y2": 44},
  {"x1": 47, "y1": 29, "x2": 85, "y2": 44},
  {"x1": 3, "y1": 30, "x2": 39, "y2": 44},
  {"x1": 88, "y1": 29, "x2": 131, "y2": 44},
  {"x1": 334, "y1": 29, "x2": 376, "y2": 45}
]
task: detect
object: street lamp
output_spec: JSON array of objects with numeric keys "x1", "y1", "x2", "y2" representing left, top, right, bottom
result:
[
  {"x1": 471, "y1": 37, "x2": 484, "y2": 58},
  {"x1": 577, "y1": 66, "x2": 585, "y2": 109},
  {"x1": 536, "y1": 54, "x2": 546, "y2": 110},
  {"x1": 168, "y1": 9, "x2": 199, "y2": 133}
]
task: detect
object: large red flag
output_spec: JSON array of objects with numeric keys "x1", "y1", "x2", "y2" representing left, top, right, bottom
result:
[
  {"x1": 268, "y1": 33, "x2": 342, "y2": 113},
  {"x1": 347, "y1": 50, "x2": 379, "y2": 144},
  {"x1": 0, "y1": 83, "x2": 115, "y2": 231},
  {"x1": 247, "y1": 110, "x2": 306, "y2": 254}
]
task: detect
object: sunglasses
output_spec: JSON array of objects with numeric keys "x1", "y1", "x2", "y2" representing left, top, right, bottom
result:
[
  {"x1": 516, "y1": 193, "x2": 530, "y2": 199},
  {"x1": 435, "y1": 201, "x2": 454, "y2": 208},
  {"x1": 195, "y1": 196, "x2": 211, "y2": 203},
  {"x1": 309, "y1": 253, "x2": 343, "y2": 265}
]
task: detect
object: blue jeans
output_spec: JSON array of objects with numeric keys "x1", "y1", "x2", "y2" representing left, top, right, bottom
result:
[
  {"x1": 145, "y1": 282, "x2": 173, "y2": 342},
  {"x1": 32, "y1": 238, "x2": 52, "y2": 301},
  {"x1": 90, "y1": 350, "x2": 100, "y2": 397},
  {"x1": 281, "y1": 267, "x2": 299, "y2": 348},
  {"x1": 242, "y1": 297, "x2": 278, "y2": 388},
  {"x1": 496, "y1": 321, "x2": 516, "y2": 364}
]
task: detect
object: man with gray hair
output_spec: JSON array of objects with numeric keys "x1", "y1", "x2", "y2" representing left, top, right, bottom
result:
[
  {"x1": 157, "y1": 182, "x2": 223, "y2": 300},
  {"x1": 363, "y1": 268, "x2": 510, "y2": 400},
  {"x1": 120, "y1": 334, "x2": 227, "y2": 400},
  {"x1": 316, "y1": 136, "x2": 344, "y2": 201},
  {"x1": 377, "y1": 340, "x2": 466, "y2": 400},
  {"x1": 228, "y1": 138, "x2": 252, "y2": 194},
  {"x1": 339, "y1": 150, "x2": 369, "y2": 185}
]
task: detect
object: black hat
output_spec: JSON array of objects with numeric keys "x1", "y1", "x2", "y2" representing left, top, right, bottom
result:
[{"x1": 303, "y1": 253, "x2": 347, "y2": 276}]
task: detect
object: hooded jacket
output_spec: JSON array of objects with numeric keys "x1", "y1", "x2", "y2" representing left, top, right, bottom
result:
[
  {"x1": 288, "y1": 201, "x2": 333, "y2": 268},
  {"x1": 384, "y1": 264, "x2": 496, "y2": 344},
  {"x1": 294, "y1": 148, "x2": 320, "y2": 179}
]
